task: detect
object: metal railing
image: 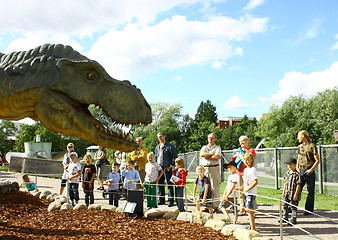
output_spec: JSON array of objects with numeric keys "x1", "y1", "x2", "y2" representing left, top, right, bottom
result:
[{"x1": 179, "y1": 144, "x2": 338, "y2": 196}]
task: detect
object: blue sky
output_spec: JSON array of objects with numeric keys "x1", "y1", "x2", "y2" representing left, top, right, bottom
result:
[{"x1": 1, "y1": 0, "x2": 337, "y2": 124}]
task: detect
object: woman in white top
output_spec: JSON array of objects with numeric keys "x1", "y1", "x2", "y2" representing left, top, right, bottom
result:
[{"x1": 60, "y1": 143, "x2": 74, "y2": 195}]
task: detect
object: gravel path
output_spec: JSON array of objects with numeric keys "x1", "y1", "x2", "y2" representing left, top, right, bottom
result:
[{"x1": 1, "y1": 171, "x2": 337, "y2": 240}]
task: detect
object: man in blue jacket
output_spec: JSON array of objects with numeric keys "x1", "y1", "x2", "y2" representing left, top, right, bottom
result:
[{"x1": 155, "y1": 132, "x2": 178, "y2": 207}]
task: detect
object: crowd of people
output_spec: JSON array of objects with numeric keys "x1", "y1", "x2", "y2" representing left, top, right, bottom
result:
[{"x1": 19, "y1": 129, "x2": 320, "y2": 231}]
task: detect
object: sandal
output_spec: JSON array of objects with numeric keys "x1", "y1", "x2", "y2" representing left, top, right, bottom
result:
[{"x1": 220, "y1": 217, "x2": 231, "y2": 222}]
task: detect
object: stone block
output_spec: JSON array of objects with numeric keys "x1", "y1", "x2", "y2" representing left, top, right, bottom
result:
[
  {"x1": 73, "y1": 203, "x2": 87, "y2": 210},
  {"x1": 48, "y1": 201, "x2": 61, "y2": 212},
  {"x1": 177, "y1": 212, "x2": 193, "y2": 223},
  {"x1": 162, "y1": 209, "x2": 180, "y2": 220},
  {"x1": 204, "y1": 219, "x2": 226, "y2": 231},
  {"x1": 40, "y1": 190, "x2": 52, "y2": 199},
  {"x1": 60, "y1": 203, "x2": 73, "y2": 210},
  {"x1": 221, "y1": 224, "x2": 246, "y2": 236},
  {"x1": 235, "y1": 229, "x2": 262, "y2": 240},
  {"x1": 101, "y1": 204, "x2": 117, "y2": 212},
  {"x1": 191, "y1": 211, "x2": 213, "y2": 225},
  {"x1": 88, "y1": 204, "x2": 102, "y2": 210},
  {"x1": 144, "y1": 208, "x2": 166, "y2": 219}
]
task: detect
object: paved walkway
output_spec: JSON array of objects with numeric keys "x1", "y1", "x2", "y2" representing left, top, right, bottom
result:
[{"x1": 1, "y1": 171, "x2": 338, "y2": 240}]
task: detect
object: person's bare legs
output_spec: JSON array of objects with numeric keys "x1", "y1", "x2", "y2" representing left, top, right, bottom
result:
[
  {"x1": 208, "y1": 207, "x2": 214, "y2": 218},
  {"x1": 220, "y1": 207, "x2": 231, "y2": 219},
  {"x1": 196, "y1": 200, "x2": 201, "y2": 211},
  {"x1": 60, "y1": 186, "x2": 65, "y2": 195},
  {"x1": 248, "y1": 208, "x2": 256, "y2": 231}
]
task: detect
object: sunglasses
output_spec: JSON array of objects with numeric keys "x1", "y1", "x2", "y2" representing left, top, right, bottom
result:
[{"x1": 68, "y1": 146, "x2": 73, "y2": 149}]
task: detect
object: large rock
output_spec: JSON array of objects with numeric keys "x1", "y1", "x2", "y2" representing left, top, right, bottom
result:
[
  {"x1": 0, "y1": 182, "x2": 10, "y2": 193},
  {"x1": 235, "y1": 229, "x2": 262, "y2": 240},
  {"x1": 48, "y1": 201, "x2": 62, "y2": 212},
  {"x1": 191, "y1": 211, "x2": 213, "y2": 225},
  {"x1": 47, "y1": 193, "x2": 60, "y2": 201},
  {"x1": 162, "y1": 209, "x2": 180, "y2": 220},
  {"x1": 88, "y1": 204, "x2": 102, "y2": 210},
  {"x1": 60, "y1": 203, "x2": 73, "y2": 210},
  {"x1": 40, "y1": 190, "x2": 52, "y2": 199},
  {"x1": 10, "y1": 182, "x2": 20, "y2": 191},
  {"x1": 204, "y1": 219, "x2": 226, "y2": 231},
  {"x1": 31, "y1": 190, "x2": 41, "y2": 198},
  {"x1": 144, "y1": 208, "x2": 166, "y2": 219},
  {"x1": 55, "y1": 196, "x2": 68, "y2": 205},
  {"x1": 177, "y1": 212, "x2": 193, "y2": 223},
  {"x1": 101, "y1": 204, "x2": 116, "y2": 212},
  {"x1": 221, "y1": 224, "x2": 246, "y2": 236},
  {"x1": 73, "y1": 203, "x2": 87, "y2": 210}
]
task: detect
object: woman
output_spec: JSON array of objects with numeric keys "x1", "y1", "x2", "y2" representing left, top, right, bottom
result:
[
  {"x1": 60, "y1": 143, "x2": 74, "y2": 195},
  {"x1": 296, "y1": 130, "x2": 320, "y2": 214},
  {"x1": 232, "y1": 136, "x2": 256, "y2": 215}
]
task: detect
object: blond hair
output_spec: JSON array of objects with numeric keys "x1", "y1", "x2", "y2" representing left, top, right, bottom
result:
[
  {"x1": 84, "y1": 153, "x2": 92, "y2": 161},
  {"x1": 147, "y1": 152, "x2": 154, "y2": 159},
  {"x1": 243, "y1": 152, "x2": 255, "y2": 167},
  {"x1": 175, "y1": 157, "x2": 185, "y2": 168},
  {"x1": 239, "y1": 135, "x2": 250, "y2": 143},
  {"x1": 196, "y1": 165, "x2": 205, "y2": 172},
  {"x1": 298, "y1": 130, "x2": 311, "y2": 142}
]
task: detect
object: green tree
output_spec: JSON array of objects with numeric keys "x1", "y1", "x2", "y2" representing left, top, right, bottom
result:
[
  {"x1": 0, "y1": 120, "x2": 17, "y2": 154},
  {"x1": 194, "y1": 100, "x2": 218, "y2": 125}
]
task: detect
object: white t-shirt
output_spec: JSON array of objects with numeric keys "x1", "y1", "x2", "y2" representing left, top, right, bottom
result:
[
  {"x1": 62, "y1": 153, "x2": 71, "y2": 180},
  {"x1": 68, "y1": 162, "x2": 81, "y2": 184},
  {"x1": 145, "y1": 162, "x2": 162, "y2": 182},
  {"x1": 226, "y1": 173, "x2": 239, "y2": 198},
  {"x1": 243, "y1": 167, "x2": 258, "y2": 196}
]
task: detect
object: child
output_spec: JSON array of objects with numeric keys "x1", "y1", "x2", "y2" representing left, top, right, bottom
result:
[
  {"x1": 21, "y1": 174, "x2": 37, "y2": 192},
  {"x1": 106, "y1": 162, "x2": 121, "y2": 207},
  {"x1": 172, "y1": 157, "x2": 188, "y2": 212},
  {"x1": 219, "y1": 161, "x2": 239, "y2": 222},
  {"x1": 193, "y1": 166, "x2": 213, "y2": 217},
  {"x1": 144, "y1": 152, "x2": 164, "y2": 209},
  {"x1": 68, "y1": 152, "x2": 81, "y2": 206},
  {"x1": 242, "y1": 152, "x2": 258, "y2": 231},
  {"x1": 81, "y1": 153, "x2": 96, "y2": 207},
  {"x1": 282, "y1": 158, "x2": 301, "y2": 225},
  {"x1": 121, "y1": 160, "x2": 140, "y2": 191}
]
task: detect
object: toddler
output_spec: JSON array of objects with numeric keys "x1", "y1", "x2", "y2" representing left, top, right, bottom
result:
[
  {"x1": 172, "y1": 157, "x2": 188, "y2": 212},
  {"x1": 21, "y1": 174, "x2": 37, "y2": 192}
]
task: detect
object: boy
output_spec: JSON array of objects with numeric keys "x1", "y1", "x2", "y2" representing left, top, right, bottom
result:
[
  {"x1": 172, "y1": 157, "x2": 188, "y2": 212},
  {"x1": 82, "y1": 154, "x2": 96, "y2": 207},
  {"x1": 219, "y1": 161, "x2": 239, "y2": 222},
  {"x1": 121, "y1": 160, "x2": 140, "y2": 191},
  {"x1": 144, "y1": 152, "x2": 164, "y2": 209},
  {"x1": 68, "y1": 152, "x2": 81, "y2": 206},
  {"x1": 193, "y1": 165, "x2": 213, "y2": 217},
  {"x1": 282, "y1": 158, "x2": 301, "y2": 225},
  {"x1": 106, "y1": 162, "x2": 121, "y2": 207},
  {"x1": 242, "y1": 152, "x2": 258, "y2": 231}
]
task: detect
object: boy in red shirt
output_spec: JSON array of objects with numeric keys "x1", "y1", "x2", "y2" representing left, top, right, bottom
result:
[{"x1": 171, "y1": 157, "x2": 188, "y2": 212}]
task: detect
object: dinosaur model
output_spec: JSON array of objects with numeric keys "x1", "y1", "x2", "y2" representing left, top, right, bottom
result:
[{"x1": 0, "y1": 44, "x2": 152, "y2": 152}]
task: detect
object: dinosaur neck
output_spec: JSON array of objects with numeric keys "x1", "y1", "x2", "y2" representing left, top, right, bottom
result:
[{"x1": 0, "y1": 88, "x2": 43, "y2": 121}]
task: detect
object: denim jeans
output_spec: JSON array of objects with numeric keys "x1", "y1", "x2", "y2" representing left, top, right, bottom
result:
[
  {"x1": 158, "y1": 167, "x2": 174, "y2": 204},
  {"x1": 108, "y1": 190, "x2": 120, "y2": 207},
  {"x1": 69, "y1": 183, "x2": 79, "y2": 202},
  {"x1": 83, "y1": 182, "x2": 94, "y2": 206},
  {"x1": 300, "y1": 170, "x2": 315, "y2": 212},
  {"x1": 175, "y1": 187, "x2": 184, "y2": 211}
]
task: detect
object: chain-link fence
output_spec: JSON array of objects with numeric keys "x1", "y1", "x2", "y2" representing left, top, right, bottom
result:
[{"x1": 179, "y1": 144, "x2": 338, "y2": 196}]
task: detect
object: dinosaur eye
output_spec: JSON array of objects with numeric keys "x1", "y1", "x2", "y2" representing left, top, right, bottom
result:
[{"x1": 86, "y1": 72, "x2": 96, "y2": 80}]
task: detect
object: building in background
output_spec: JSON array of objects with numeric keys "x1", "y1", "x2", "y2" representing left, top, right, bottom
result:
[{"x1": 217, "y1": 116, "x2": 254, "y2": 129}]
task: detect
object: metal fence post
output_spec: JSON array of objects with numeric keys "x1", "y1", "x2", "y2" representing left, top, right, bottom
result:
[
  {"x1": 279, "y1": 198, "x2": 284, "y2": 240},
  {"x1": 274, "y1": 148, "x2": 279, "y2": 190},
  {"x1": 318, "y1": 145, "x2": 323, "y2": 194}
]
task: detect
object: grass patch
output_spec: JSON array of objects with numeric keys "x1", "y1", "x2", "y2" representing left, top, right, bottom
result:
[{"x1": 186, "y1": 181, "x2": 338, "y2": 211}]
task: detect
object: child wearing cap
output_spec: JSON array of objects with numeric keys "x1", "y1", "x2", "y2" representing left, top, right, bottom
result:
[
  {"x1": 68, "y1": 152, "x2": 81, "y2": 206},
  {"x1": 219, "y1": 161, "x2": 239, "y2": 222},
  {"x1": 282, "y1": 158, "x2": 302, "y2": 225}
]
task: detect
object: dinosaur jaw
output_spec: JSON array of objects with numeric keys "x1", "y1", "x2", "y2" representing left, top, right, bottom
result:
[{"x1": 35, "y1": 90, "x2": 150, "y2": 152}]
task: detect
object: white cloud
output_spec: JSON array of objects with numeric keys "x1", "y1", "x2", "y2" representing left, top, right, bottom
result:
[
  {"x1": 293, "y1": 19, "x2": 323, "y2": 46},
  {"x1": 261, "y1": 62, "x2": 338, "y2": 104},
  {"x1": 243, "y1": 0, "x2": 266, "y2": 11},
  {"x1": 229, "y1": 65, "x2": 246, "y2": 71},
  {"x1": 88, "y1": 14, "x2": 268, "y2": 79},
  {"x1": 172, "y1": 75, "x2": 183, "y2": 81},
  {"x1": 212, "y1": 61, "x2": 226, "y2": 69},
  {"x1": 223, "y1": 95, "x2": 249, "y2": 110},
  {"x1": 329, "y1": 34, "x2": 338, "y2": 51}
]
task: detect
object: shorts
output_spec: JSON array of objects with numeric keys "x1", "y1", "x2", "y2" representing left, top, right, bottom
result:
[
  {"x1": 26, "y1": 183, "x2": 36, "y2": 191},
  {"x1": 96, "y1": 163, "x2": 105, "y2": 180},
  {"x1": 244, "y1": 195, "x2": 256, "y2": 209},
  {"x1": 219, "y1": 198, "x2": 235, "y2": 209},
  {"x1": 61, "y1": 179, "x2": 67, "y2": 187},
  {"x1": 198, "y1": 192, "x2": 214, "y2": 208}
]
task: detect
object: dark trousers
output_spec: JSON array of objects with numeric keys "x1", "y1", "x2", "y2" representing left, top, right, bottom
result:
[
  {"x1": 175, "y1": 186, "x2": 185, "y2": 211},
  {"x1": 158, "y1": 167, "x2": 174, "y2": 204},
  {"x1": 283, "y1": 197, "x2": 299, "y2": 221},
  {"x1": 69, "y1": 183, "x2": 79, "y2": 202},
  {"x1": 300, "y1": 170, "x2": 315, "y2": 212},
  {"x1": 109, "y1": 190, "x2": 120, "y2": 207},
  {"x1": 83, "y1": 182, "x2": 94, "y2": 206}
]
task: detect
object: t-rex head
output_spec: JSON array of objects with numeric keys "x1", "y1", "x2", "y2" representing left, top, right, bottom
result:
[{"x1": 34, "y1": 58, "x2": 152, "y2": 152}]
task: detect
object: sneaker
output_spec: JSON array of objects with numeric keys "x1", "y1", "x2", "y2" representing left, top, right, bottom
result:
[
  {"x1": 168, "y1": 203, "x2": 174, "y2": 207},
  {"x1": 158, "y1": 202, "x2": 166, "y2": 205},
  {"x1": 220, "y1": 217, "x2": 231, "y2": 222}
]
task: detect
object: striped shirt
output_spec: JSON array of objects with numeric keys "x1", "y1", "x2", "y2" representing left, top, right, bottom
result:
[{"x1": 283, "y1": 170, "x2": 301, "y2": 201}]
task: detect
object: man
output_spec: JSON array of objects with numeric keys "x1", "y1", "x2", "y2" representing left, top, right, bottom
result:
[
  {"x1": 130, "y1": 137, "x2": 148, "y2": 187},
  {"x1": 200, "y1": 133, "x2": 222, "y2": 212},
  {"x1": 155, "y1": 132, "x2": 178, "y2": 207}
]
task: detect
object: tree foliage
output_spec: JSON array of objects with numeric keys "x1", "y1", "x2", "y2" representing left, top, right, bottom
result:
[
  {"x1": 194, "y1": 100, "x2": 218, "y2": 125},
  {"x1": 256, "y1": 88, "x2": 338, "y2": 147},
  {"x1": 0, "y1": 120, "x2": 17, "y2": 154}
]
